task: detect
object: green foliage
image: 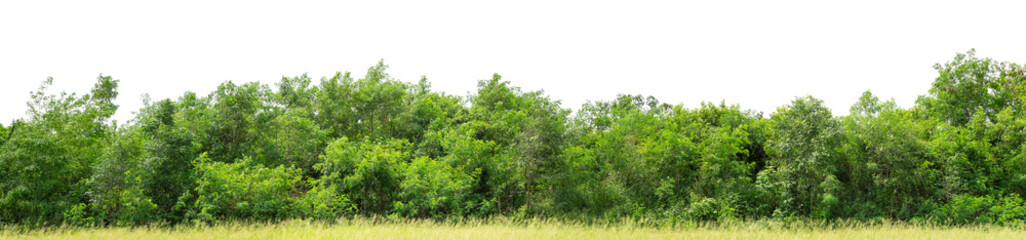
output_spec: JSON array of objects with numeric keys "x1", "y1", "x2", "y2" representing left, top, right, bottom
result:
[
  {"x1": 400, "y1": 80, "x2": 465, "y2": 147},
  {"x1": 927, "y1": 194, "x2": 1026, "y2": 225},
  {"x1": 683, "y1": 196, "x2": 738, "y2": 221},
  {"x1": 317, "y1": 137, "x2": 407, "y2": 214},
  {"x1": 768, "y1": 96, "x2": 843, "y2": 217},
  {"x1": 190, "y1": 154, "x2": 304, "y2": 222},
  {"x1": 395, "y1": 156, "x2": 473, "y2": 218},
  {"x1": 1, "y1": 76, "x2": 118, "y2": 224},
  {"x1": 918, "y1": 49, "x2": 1025, "y2": 126},
  {"x1": 429, "y1": 123, "x2": 503, "y2": 215},
  {"x1": 0, "y1": 122, "x2": 80, "y2": 224},
  {"x1": 470, "y1": 74, "x2": 569, "y2": 212},
  {"x1": 255, "y1": 111, "x2": 329, "y2": 175},
  {"x1": 88, "y1": 129, "x2": 159, "y2": 225},
  {"x1": 134, "y1": 99, "x2": 197, "y2": 222},
  {"x1": 557, "y1": 97, "x2": 764, "y2": 219},
  {"x1": 836, "y1": 91, "x2": 941, "y2": 219},
  {"x1": 208, "y1": 81, "x2": 264, "y2": 162},
  {"x1": 4, "y1": 52, "x2": 1026, "y2": 226},
  {"x1": 63, "y1": 203, "x2": 93, "y2": 226},
  {"x1": 292, "y1": 185, "x2": 355, "y2": 220},
  {"x1": 314, "y1": 62, "x2": 411, "y2": 141},
  {"x1": 0, "y1": 123, "x2": 7, "y2": 145}
]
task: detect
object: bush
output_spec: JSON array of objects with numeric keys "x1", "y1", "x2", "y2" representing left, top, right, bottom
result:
[
  {"x1": 254, "y1": 112, "x2": 329, "y2": 175},
  {"x1": 317, "y1": 137, "x2": 407, "y2": 214},
  {"x1": 88, "y1": 132, "x2": 160, "y2": 226},
  {"x1": 190, "y1": 154, "x2": 304, "y2": 222},
  {"x1": 683, "y1": 196, "x2": 738, "y2": 221},
  {"x1": 0, "y1": 125, "x2": 85, "y2": 224},
  {"x1": 928, "y1": 194, "x2": 1026, "y2": 225},
  {"x1": 293, "y1": 185, "x2": 356, "y2": 220},
  {"x1": 394, "y1": 156, "x2": 473, "y2": 218}
]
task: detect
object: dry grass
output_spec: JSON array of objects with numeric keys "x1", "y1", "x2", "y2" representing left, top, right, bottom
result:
[{"x1": 3, "y1": 217, "x2": 1024, "y2": 240}]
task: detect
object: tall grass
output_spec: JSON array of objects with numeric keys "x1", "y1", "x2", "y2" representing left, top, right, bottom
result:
[{"x1": 3, "y1": 217, "x2": 1024, "y2": 239}]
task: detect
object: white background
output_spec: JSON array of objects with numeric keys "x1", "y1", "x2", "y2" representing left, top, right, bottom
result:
[{"x1": 2, "y1": 0, "x2": 1025, "y2": 125}]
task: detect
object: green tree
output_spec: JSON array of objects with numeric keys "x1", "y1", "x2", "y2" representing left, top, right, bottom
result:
[
  {"x1": 135, "y1": 99, "x2": 196, "y2": 220},
  {"x1": 0, "y1": 76, "x2": 119, "y2": 224},
  {"x1": 314, "y1": 61, "x2": 410, "y2": 141},
  {"x1": 274, "y1": 74, "x2": 318, "y2": 115},
  {"x1": 469, "y1": 74, "x2": 569, "y2": 212},
  {"x1": 208, "y1": 81, "x2": 264, "y2": 162},
  {"x1": 766, "y1": 96, "x2": 842, "y2": 217},
  {"x1": 255, "y1": 111, "x2": 329, "y2": 176},
  {"x1": 315, "y1": 71, "x2": 357, "y2": 139},
  {"x1": 918, "y1": 49, "x2": 1026, "y2": 126},
  {"x1": 841, "y1": 91, "x2": 940, "y2": 219},
  {"x1": 317, "y1": 137, "x2": 408, "y2": 213},
  {"x1": 190, "y1": 154, "x2": 304, "y2": 222},
  {"x1": 395, "y1": 156, "x2": 474, "y2": 218},
  {"x1": 88, "y1": 128, "x2": 158, "y2": 225}
]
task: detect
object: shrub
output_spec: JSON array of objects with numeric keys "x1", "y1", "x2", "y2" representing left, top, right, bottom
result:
[
  {"x1": 88, "y1": 131, "x2": 159, "y2": 225},
  {"x1": 190, "y1": 154, "x2": 303, "y2": 222},
  {"x1": 684, "y1": 196, "x2": 738, "y2": 221},
  {"x1": 317, "y1": 137, "x2": 407, "y2": 214},
  {"x1": 928, "y1": 194, "x2": 1026, "y2": 225},
  {"x1": 293, "y1": 185, "x2": 356, "y2": 219},
  {"x1": 395, "y1": 156, "x2": 473, "y2": 218}
]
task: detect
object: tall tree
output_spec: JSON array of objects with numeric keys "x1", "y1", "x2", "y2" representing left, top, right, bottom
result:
[
  {"x1": 918, "y1": 49, "x2": 1025, "y2": 126},
  {"x1": 138, "y1": 99, "x2": 196, "y2": 220},
  {"x1": 767, "y1": 96, "x2": 842, "y2": 217},
  {"x1": 0, "y1": 76, "x2": 119, "y2": 223},
  {"x1": 841, "y1": 91, "x2": 940, "y2": 218},
  {"x1": 209, "y1": 81, "x2": 263, "y2": 162}
]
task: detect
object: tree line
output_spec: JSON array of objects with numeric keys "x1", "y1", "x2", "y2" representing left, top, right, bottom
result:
[{"x1": 2, "y1": 50, "x2": 1025, "y2": 226}]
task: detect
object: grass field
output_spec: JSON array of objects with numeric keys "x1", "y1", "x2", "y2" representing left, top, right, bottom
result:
[{"x1": 3, "y1": 218, "x2": 1024, "y2": 239}]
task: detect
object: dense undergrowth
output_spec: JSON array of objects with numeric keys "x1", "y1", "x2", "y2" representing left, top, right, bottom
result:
[
  {"x1": 2, "y1": 50, "x2": 1026, "y2": 227},
  {"x1": 3, "y1": 217, "x2": 1026, "y2": 240}
]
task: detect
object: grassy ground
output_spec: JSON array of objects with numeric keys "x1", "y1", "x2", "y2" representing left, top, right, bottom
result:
[{"x1": 3, "y1": 218, "x2": 1024, "y2": 239}]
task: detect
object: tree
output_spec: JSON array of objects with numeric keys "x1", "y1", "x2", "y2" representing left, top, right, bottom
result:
[
  {"x1": 317, "y1": 137, "x2": 408, "y2": 213},
  {"x1": 4, "y1": 53, "x2": 1026, "y2": 225},
  {"x1": 274, "y1": 73, "x2": 317, "y2": 114},
  {"x1": 89, "y1": 128, "x2": 158, "y2": 225},
  {"x1": 208, "y1": 81, "x2": 264, "y2": 162},
  {"x1": 255, "y1": 111, "x2": 329, "y2": 175},
  {"x1": 470, "y1": 74, "x2": 568, "y2": 212},
  {"x1": 349, "y1": 61, "x2": 410, "y2": 139},
  {"x1": 397, "y1": 77, "x2": 465, "y2": 145},
  {"x1": 1, "y1": 76, "x2": 119, "y2": 224},
  {"x1": 313, "y1": 61, "x2": 410, "y2": 141},
  {"x1": 315, "y1": 71, "x2": 357, "y2": 139},
  {"x1": 766, "y1": 96, "x2": 842, "y2": 217},
  {"x1": 190, "y1": 154, "x2": 304, "y2": 222},
  {"x1": 918, "y1": 49, "x2": 1025, "y2": 126},
  {"x1": 841, "y1": 91, "x2": 940, "y2": 218},
  {"x1": 136, "y1": 99, "x2": 196, "y2": 220}
]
